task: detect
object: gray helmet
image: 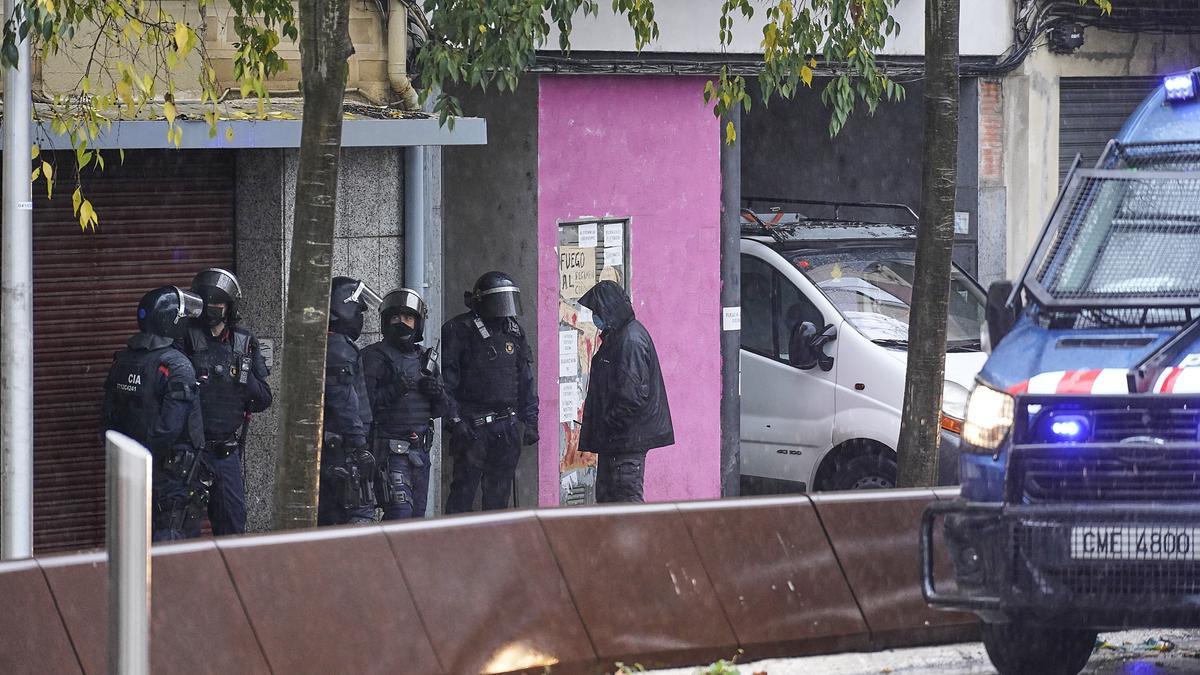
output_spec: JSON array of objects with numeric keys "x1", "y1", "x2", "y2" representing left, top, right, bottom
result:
[
  {"x1": 191, "y1": 268, "x2": 243, "y2": 325},
  {"x1": 137, "y1": 286, "x2": 204, "y2": 339},
  {"x1": 471, "y1": 271, "x2": 521, "y2": 318},
  {"x1": 380, "y1": 288, "x2": 427, "y2": 342}
]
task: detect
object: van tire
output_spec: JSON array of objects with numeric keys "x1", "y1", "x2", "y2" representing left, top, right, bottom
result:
[
  {"x1": 831, "y1": 453, "x2": 897, "y2": 490},
  {"x1": 981, "y1": 620, "x2": 1096, "y2": 675}
]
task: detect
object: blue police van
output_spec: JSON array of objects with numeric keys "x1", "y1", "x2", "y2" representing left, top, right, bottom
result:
[{"x1": 921, "y1": 68, "x2": 1200, "y2": 675}]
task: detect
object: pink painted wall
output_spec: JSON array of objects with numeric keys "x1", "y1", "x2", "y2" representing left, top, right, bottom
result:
[{"x1": 537, "y1": 75, "x2": 722, "y2": 506}]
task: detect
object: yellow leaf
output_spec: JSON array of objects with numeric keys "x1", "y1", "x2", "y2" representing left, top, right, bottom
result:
[
  {"x1": 31, "y1": 144, "x2": 39, "y2": 160},
  {"x1": 809, "y1": 57, "x2": 817, "y2": 68},
  {"x1": 174, "y1": 22, "x2": 189, "y2": 53},
  {"x1": 79, "y1": 199, "x2": 97, "y2": 230},
  {"x1": 801, "y1": 64, "x2": 813, "y2": 86},
  {"x1": 224, "y1": 126, "x2": 234, "y2": 142},
  {"x1": 42, "y1": 161, "x2": 52, "y2": 183},
  {"x1": 164, "y1": 99, "x2": 177, "y2": 125},
  {"x1": 31, "y1": 167, "x2": 40, "y2": 181},
  {"x1": 725, "y1": 120, "x2": 737, "y2": 143},
  {"x1": 72, "y1": 187, "x2": 82, "y2": 216}
]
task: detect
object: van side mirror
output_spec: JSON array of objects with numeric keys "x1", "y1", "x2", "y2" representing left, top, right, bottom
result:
[
  {"x1": 789, "y1": 322, "x2": 837, "y2": 371},
  {"x1": 985, "y1": 281, "x2": 1019, "y2": 350}
]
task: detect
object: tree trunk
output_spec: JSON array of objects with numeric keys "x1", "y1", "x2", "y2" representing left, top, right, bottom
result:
[
  {"x1": 271, "y1": 0, "x2": 354, "y2": 530},
  {"x1": 896, "y1": 0, "x2": 959, "y2": 488}
]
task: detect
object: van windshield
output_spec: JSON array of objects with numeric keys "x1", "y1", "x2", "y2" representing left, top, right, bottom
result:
[{"x1": 785, "y1": 248, "x2": 986, "y2": 350}]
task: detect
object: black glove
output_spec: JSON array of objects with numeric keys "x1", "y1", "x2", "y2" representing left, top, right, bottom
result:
[
  {"x1": 392, "y1": 375, "x2": 417, "y2": 399},
  {"x1": 522, "y1": 422, "x2": 539, "y2": 446},
  {"x1": 451, "y1": 418, "x2": 475, "y2": 444},
  {"x1": 417, "y1": 375, "x2": 442, "y2": 398}
]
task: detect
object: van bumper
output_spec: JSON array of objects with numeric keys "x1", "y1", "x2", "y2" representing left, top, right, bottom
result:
[{"x1": 920, "y1": 500, "x2": 1200, "y2": 628}]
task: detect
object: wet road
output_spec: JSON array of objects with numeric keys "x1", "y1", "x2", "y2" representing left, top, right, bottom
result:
[{"x1": 648, "y1": 630, "x2": 1200, "y2": 674}]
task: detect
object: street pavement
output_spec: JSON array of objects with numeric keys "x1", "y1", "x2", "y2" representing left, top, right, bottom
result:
[{"x1": 647, "y1": 630, "x2": 1200, "y2": 674}]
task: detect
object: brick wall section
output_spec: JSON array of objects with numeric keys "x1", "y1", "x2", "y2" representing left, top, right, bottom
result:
[{"x1": 979, "y1": 79, "x2": 1004, "y2": 187}]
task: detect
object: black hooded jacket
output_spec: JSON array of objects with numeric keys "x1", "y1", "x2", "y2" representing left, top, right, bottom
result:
[{"x1": 577, "y1": 281, "x2": 674, "y2": 454}]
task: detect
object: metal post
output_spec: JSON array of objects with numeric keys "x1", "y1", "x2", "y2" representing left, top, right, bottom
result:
[
  {"x1": 1, "y1": 0, "x2": 35, "y2": 561},
  {"x1": 106, "y1": 431, "x2": 151, "y2": 675},
  {"x1": 404, "y1": 145, "x2": 426, "y2": 293},
  {"x1": 719, "y1": 107, "x2": 742, "y2": 497}
]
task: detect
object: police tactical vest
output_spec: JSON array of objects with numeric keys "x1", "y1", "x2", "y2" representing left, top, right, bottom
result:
[
  {"x1": 108, "y1": 346, "x2": 168, "y2": 447},
  {"x1": 457, "y1": 316, "x2": 522, "y2": 407},
  {"x1": 186, "y1": 326, "x2": 253, "y2": 440},
  {"x1": 372, "y1": 342, "x2": 434, "y2": 436}
]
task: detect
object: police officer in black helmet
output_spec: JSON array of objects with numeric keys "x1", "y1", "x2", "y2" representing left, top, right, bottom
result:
[
  {"x1": 443, "y1": 271, "x2": 539, "y2": 513},
  {"x1": 362, "y1": 288, "x2": 447, "y2": 519},
  {"x1": 178, "y1": 268, "x2": 272, "y2": 535},
  {"x1": 318, "y1": 276, "x2": 381, "y2": 525},
  {"x1": 102, "y1": 286, "x2": 210, "y2": 541}
]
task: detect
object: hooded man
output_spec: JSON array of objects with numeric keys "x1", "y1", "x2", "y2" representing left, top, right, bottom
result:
[{"x1": 578, "y1": 280, "x2": 674, "y2": 503}]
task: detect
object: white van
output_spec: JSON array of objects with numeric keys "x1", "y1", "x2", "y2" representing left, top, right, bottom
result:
[{"x1": 738, "y1": 201, "x2": 988, "y2": 493}]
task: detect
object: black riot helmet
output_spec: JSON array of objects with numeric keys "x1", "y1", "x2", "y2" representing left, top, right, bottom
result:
[
  {"x1": 330, "y1": 276, "x2": 381, "y2": 339},
  {"x1": 471, "y1": 271, "x2": 522, "y2": 318},
  {"x1": 191, "y1": 267, "x2": 243, "y2": 328},
  {"x1": 380, "y1": 288, "x2": 428, "y2": 348},
  {"x1": 137, "y1": 286, "x2": 204, "y2": 339}
]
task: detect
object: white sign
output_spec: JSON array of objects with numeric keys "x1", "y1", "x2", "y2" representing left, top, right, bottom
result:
[
  {"x1": 559, "y1": 330, "x2": 578, "y2": 378},
  {"x1": 722, "y1": 306, "x2": 741, "y2": 331},
  {"x1": 559, "y1": 381, "x2": 581, "y2": 423},
  {"x1": 954, "y1": 211, "x2": 970, "y2": 235},
  {"x1": 604, "y1": 246, "x2": 623, "y2": 267},
  {"x1": 578, "y1": 222, "x2": 598, "y2": 248},
  {"x1": 559, "y1": 246, "x2": 597, "y2": 300},
  {"x1": 603, "y1": 222, "x2": 624, "y2": 248},
  {"x1": 577, "y1": 305, "x2": 593, "y2": 325}
]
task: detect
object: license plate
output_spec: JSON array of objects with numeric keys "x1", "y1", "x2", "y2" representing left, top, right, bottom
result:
[{"x1": 1071, "y1": 526, "x2": 1200, "y2": 561}]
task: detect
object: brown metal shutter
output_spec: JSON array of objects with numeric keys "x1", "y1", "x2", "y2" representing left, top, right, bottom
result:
[
  {"x1": 1059, "y1": 76, "x2": 1159, "y2": 184},
  {"x1": 28, "y1": 150, "x2": 235, "y2": 553}
]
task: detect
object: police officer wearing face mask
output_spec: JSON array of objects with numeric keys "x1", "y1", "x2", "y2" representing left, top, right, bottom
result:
[
  {"x1": 102, "y1": 286, "x2": 210, "y2": 541},
  {"x1": 318, "y1": 276, "x2": 381, "y2": 526},
  {"x1": 178, "y1": 268, "x2": 272, "y2": 535},
  {"x1": 362, "y1": 288, "x2": 446, "y2": 519},
  {"x1": 442, "y1": 271, "x2": 539, "y2": 513}
]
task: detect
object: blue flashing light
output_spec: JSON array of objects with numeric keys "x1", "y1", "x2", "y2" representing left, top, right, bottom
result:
[
  {"x1": 1051, "y1": 419, "x2": 1084, "y2": 439},
  {"x1": 1164, "y1": 73, "x2": 1197, "y2": 102},
  {"x1": 1040, "y1": 413, "x2": 1091, "y2": 443}
]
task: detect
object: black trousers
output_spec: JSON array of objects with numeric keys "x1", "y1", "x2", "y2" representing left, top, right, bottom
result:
[
  {"x1": 595, "y1": 450, "x2": 648, "y2": 504},
  {"x1": 446, "y1": 416, "x2": 520, "y2": 513}
]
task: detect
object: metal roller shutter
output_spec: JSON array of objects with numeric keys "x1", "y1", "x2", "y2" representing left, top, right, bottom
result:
[
  {"x1": 1059, "y1": 76, "x2": 1159, "y2": 184},
  {"x1": 19, "y1": 150, "x2": 235, "y2": 553}
]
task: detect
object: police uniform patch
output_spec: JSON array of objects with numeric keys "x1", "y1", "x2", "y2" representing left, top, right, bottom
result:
[{"x1": 506, "y1": 342, "x2": 515, "y2": 354}]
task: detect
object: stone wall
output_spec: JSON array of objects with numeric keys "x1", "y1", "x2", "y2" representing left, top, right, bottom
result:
[{"x1": 235, "y1": 146, "x2": 405, "y2": 531}]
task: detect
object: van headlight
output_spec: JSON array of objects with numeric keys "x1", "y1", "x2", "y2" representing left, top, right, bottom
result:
[
  {"x1": 939, "y1": 381, "x2": 969, "y2": 435},
  {"x1": 961, "y1": 383, "x2": 1014, "y2": 451}
]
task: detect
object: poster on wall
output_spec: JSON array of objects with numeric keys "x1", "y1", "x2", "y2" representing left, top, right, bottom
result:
[{"x1": 557, "y1": 217, "x2": 630, "y2": 506}]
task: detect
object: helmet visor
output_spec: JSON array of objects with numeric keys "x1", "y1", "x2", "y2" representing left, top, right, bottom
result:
[
  {"x1": 344, "y1": 280, "x2": 382, "y2": 310},
  {"x1": 192, "y1": 268, "x2": 242, "y2": 301},
  {"x1": 176, "y1": 288, "x2": 204, "y2": 323},
  {"x1": 476, "y1": 285, "x2": 521, "y2": 318},
  {"x1": 380, "y1": 288, "x2": 427, "y2": 319}
]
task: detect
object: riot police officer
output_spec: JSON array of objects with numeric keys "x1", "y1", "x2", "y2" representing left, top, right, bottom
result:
[
  {"x1": 318, "y1": 276, "x2": 381, "y2": 526},
  {"x1": 443, "y1": 271, "x2": 539, "y2": 513},
  {"x1": 362, "y1": 288, "x2": 446, "y2": 519},
  {"x1": 102, "y1": 286, "x2": 209, "y2": 541},
  {"x1": 179, "y1": 268, "x2": 272, "y2": 535}
]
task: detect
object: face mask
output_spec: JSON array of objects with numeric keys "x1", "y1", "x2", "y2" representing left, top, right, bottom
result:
[
  {"x1": 385, "y1": 321, "x2": 417, "y2": 349},
  {"x1": 203, "y1": 304, "x2": 227, "y2": 329},
  {"x1": 593, "y1": 315, "x2": 606, "y2": 331}
]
